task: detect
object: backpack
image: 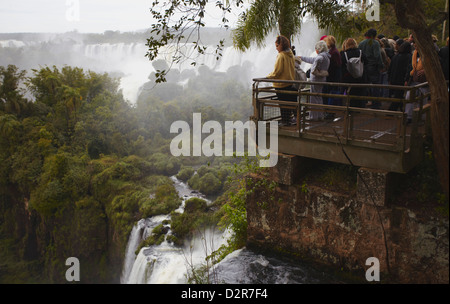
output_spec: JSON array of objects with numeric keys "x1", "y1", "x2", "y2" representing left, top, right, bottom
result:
[
  {"x1": 344, "y1": 50, "x2": 364, "y2": 78},
  {"x1": 293, "y1": 57, "x2": 307, "y2": 90}
]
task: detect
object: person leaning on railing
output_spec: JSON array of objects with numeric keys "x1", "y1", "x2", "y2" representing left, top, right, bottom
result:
[
  {"x1": 299, "y1": 40, "x2": 331, "y2": 121},
  {"x1": 266, "y1": 35, "x2": 296, "y2": 126}
]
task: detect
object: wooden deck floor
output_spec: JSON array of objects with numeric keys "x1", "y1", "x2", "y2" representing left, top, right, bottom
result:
[{"x1": 280, "y1": 115, "x2": 414, "y2": 148}]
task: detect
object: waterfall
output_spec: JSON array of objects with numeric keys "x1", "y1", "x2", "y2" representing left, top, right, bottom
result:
[
  {"x1": 0, "y1": 21, "x2": 323, "y2": 103},
  {"x1": 121, "y1": 176, "x2": 230, "y2": 284},
  {"x1": 120, "y1": 221, "x2": 143, "y2": 284},
  {"x1": 126, "y1": 227, "x2": 227, "y2": 284},
  {"x1": 120, "y1": 215, "x2": 170, "y2": 284}
]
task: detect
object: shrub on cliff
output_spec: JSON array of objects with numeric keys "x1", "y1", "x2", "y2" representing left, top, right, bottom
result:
[
  {"x1": 170, "y1": 198, "x2": 218, "y2": 246},
  {"x1": 176, "y1": 166, "x2": 195, "y2": 182}
]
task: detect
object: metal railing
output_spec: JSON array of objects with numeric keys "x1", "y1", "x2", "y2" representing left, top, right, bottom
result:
[{"x1": 252, "y1": 78, "x2": 431, "y2": 153}]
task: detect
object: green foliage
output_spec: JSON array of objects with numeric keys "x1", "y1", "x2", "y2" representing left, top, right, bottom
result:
[
  {"x1": 188, "y1": 172, "x2": 222, "y2": 196},
  {"x1": 136, "y1": 224, "x2": 168, "y2": 254},
  {"x1": 170, "y1": 198, "x2": 219, "y2": 246},
  {"x1": 184, "y1": 197, "x2": 208, "y2": 213},
  {"x1": 176, "y1": 166, "x2": 195, "y2": 181},
  {"x1": 0, "y1": 64, "x2": 199, "y2": 283},
  {"x1": 233, "y1": 0, "x2": 350, "y2": 49},
  {"x1": 335, "y1": 1, "x2": 448, "y2": 46},
  {"x1": 145, "y1": 1, "x2": 238, "y2": 83},
  {"x1": 406, "y1": 150, "x2": 448, "y2": 209},
  {"x1": 184, "y1": 163, "x2": 233, "y2": 196},
  {"x1": 215, "y1": 155, "x2": 265, "y2": 256},
  {"x1": 0, "y1": 65, "x2": 32, "y2": 117},
  {"x1": 316, "y1": 163, "x2": 358, "y2": 193},
  {"x1": 147, "y1": 153, "x2": 181, "y2": 176},
  {"x1": 140, "y1": 183, "x2": 181, "y2": 218}
]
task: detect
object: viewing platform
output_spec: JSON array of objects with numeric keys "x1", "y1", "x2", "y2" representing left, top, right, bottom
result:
[{"x1": 252, "y1": 78, "x2": 432, "y2": 175}]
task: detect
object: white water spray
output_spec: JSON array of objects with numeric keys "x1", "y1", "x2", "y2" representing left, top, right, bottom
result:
[
  {"x1": 121, "y1": 176, "x2": 230, "y2": 284},
  {"x1": 1, "y1": 21, "x2": 322, "y2": 103}
]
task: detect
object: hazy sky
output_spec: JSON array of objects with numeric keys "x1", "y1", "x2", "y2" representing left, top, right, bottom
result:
[{"x1": 0, "y1": 0, "x2": 237, "y2": 33}]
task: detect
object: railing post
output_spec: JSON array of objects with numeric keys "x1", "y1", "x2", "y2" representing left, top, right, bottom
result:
[
  {"x1": 252, "y1": 81, "x2": 260, "y2": 121},
  {"x1": 344, "y1": 86, "x2": 352, "y2": 142},
  {"x1": 408, "y1": 85, "x2": 418, "y2": 149},
  {"x1": 411, "y1": 85, "x2": 425, "y2": 144},
  {"x1": 297, "y1": 87, "x2": 301, "y2": 132}
]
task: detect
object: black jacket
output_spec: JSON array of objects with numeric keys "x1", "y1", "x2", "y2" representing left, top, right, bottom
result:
[
  {"x1": 384, "y1": 47, "x2": 395, "y2": 59},
  {"x1": 388, "y1": 52, "x2": 412, "y2": 85},
  {"x1": 439, "y1": 46, "x2": 449, "y2": 80}
]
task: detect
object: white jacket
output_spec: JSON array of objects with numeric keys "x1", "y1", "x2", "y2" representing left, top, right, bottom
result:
[{"x1": 301, "y1": 51, "x2": 331, "y2": 82}]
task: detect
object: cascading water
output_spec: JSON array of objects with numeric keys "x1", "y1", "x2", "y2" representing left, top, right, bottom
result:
[
  {"x1": 120, "y1": 215, "x2": 170, "y2": 284},
  {"x1": 211, "y1": 248, "x2": 342, "y2": 284},
  {"x1": 121, "y1": 176, "x2": 230, "y2": 284}
]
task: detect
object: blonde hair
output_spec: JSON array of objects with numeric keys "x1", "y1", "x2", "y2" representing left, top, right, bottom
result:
[
  {"x1": 341, "y1": 39, "x2": 347, "y2": 51},
  {"x1": 343, "y1": 38, "x2": 358, "y2": 51},
  {"x1": 325, "y1": 35, "x2": 336, "y2": 48}
]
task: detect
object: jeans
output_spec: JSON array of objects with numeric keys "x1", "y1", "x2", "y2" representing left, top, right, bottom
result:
[
  {"x1": 276, "y1": 86, "x2": 297, "y2": 123},
  {"x1": 365, "y1": 68, "x2": 381, "y2": 109}
]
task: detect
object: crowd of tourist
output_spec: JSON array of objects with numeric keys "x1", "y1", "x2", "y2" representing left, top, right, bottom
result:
[{"x1": 266, "y1": 29, "x2": 449, "y2": 125}]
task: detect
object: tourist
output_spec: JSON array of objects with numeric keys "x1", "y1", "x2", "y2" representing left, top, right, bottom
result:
[
  {"x1": 388, "y1": 38, "x2": 397, "y2": 51},
  {"x1": 378, "y1": 38, "x2": 391, "y2": 99},
  {"x1": 358, "y1": 28, "x2": 384, "y2": 109},
  {"x1": 341, "y1": 38, "x2": 366, "y2": 108},
  {"x1": 394, "y1": 38, "x2": 404, "y2": 55},
  {"x1": 438, "y1": 37, "x2": 449, "y2": 81},
  {"x1": 404, "y1": 49, "x2": 429, "y2": 123},
  {"x1": 323, "y1": 36, "x2": 342, "y2": 119},
  {"x1": 408, "y1": 34, "x2": 416, "y2": 52},
  {"x1": 266, "y1": 35, "x2": 296, "y2": 126},
  {"x1": 388, "y1": 41, "x2": 412, "y2": 111},
  {"x1": 432, "y1": 35, "x2": 440, "y2": 52},
  {"x1": 381, "y1": 38, "x2": 395, "y2": 59},
  {"x1": 299, "y1": 40, "x2": 331, "y2": 121}
]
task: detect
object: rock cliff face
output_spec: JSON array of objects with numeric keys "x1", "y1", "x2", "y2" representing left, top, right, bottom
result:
[{"x1": 246, "y1": 176, "x2": 449, "y2": 283}]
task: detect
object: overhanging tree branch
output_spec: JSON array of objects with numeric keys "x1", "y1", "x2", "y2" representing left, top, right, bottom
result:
[{"x1": 429, "y1": 11, "x2": 449, "y2": 31}]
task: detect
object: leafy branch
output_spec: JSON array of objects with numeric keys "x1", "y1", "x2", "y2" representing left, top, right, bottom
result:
[{"x1": 145, "y1": 0, "x2": 245, "y2": 83}]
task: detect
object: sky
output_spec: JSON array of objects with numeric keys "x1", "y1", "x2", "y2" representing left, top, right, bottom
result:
[{"x1": 0, "y1": 0, "x2": 239, "y2": 33}]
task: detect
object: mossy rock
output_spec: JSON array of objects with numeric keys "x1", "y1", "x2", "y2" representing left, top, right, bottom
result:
[{"x1": 184, "y1": 197, "x2": 208, "y2": 213}]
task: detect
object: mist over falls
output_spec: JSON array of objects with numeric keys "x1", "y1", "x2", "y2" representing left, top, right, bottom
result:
[
  {"x1": 0, "y1": 24, "x2": 326, "y2": 284},
  {"x1": 0, "y1": 24, "x2": 321, "y2": 103}
]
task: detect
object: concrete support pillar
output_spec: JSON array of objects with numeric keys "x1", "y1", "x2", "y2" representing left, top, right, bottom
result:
[
  {"x1": 268, "y1": 153, "x2": 310, "y2": 185},
  {"x1": 357, "y1": 167, "x2": 392, "y2": 206}
]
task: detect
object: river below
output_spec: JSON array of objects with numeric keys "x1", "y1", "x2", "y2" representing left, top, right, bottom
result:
[{"x1": 121, "y1": 176, "x2": 341, "y2": 284}]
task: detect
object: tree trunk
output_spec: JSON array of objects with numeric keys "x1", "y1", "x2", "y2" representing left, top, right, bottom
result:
[
  {"x1": 277, "y1": 0, "x2": 295, "y2": 43},
  {"x1": 393, "y1": 0, "x2": 449, "y2": 198}
]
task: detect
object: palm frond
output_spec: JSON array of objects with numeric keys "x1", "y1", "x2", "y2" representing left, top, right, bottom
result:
[{"x1": 232, "y1": 0, "x2": 278, "y2": 51}]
